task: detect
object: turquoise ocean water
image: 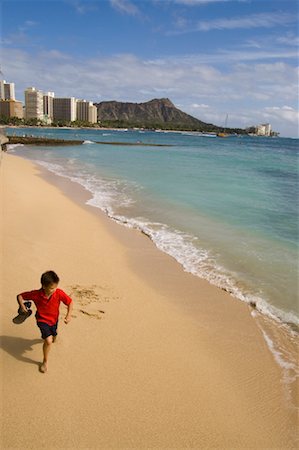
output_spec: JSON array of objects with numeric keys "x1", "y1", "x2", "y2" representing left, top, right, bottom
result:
[{"x1": 7, "y1": 127, "x2": 299, "y2": 329}]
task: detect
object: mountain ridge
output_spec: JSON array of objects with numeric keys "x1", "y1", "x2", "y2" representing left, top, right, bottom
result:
[{"x1": 94, "y1": 98, "x2": 234, "y2": 132}]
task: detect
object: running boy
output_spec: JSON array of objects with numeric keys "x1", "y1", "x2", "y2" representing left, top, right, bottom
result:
[{"x1": 17, "y1": 270, "x2": 73, "y2": 373}]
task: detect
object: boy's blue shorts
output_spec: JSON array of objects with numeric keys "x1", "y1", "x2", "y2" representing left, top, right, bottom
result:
[{"x1": 37, "y1": 321, "x2": 58, "y2": 339}]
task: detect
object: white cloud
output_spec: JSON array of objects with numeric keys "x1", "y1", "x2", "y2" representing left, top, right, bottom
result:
[
  {"x1": 2, "y1": 19, "x2": 39, "y2": 46},
  {"x1": 2, "y1": 48, "x2": 298, "y2": 136},
  {"x1": 192, "y1": 103, "x2": 209, "y2": 108},
  {"x1": 277, "y1": 34, "x2": 299, "y2": 47},
  {"x1": 264, "y1": 106, "x2": 299, "y2": 125},
  {"x1": 174, "y1": 16, "x2": 189, "y2": 29},
  {"x1": 66, "y1": 0, "x2": 99, "y2": 14},
  {"x1": 24, "y1": 20, "x2": 38, "y2": 27},
  {"x1": 197, "y1": 12, "x2": 295, "y2": 31},
  {"x1": 243, "y1": 39, "x2": 263, "y2": 49},
  {"x1": 174, "y1": 0, "x2": 232, "y2": 4},
  {"x1": 110, "y1": 0, "x2": 140, "y2": 16},
  {"x1": 1, "y1": 31, "x2": 29, "y2": 46},
  {"x1": 39, "y1": 50, "x2": 72, "y2": 60},
  {"x1": 242, "y1": 33, "x2": 299, "y2": 51},
  {"x1": 167, "y1": 13, "x2": 297, "y2": 36}
]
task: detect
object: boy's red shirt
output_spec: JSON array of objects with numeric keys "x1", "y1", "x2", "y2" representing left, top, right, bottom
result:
[{"x1": 20, "y1": 288, "x2": 72, "y2": 325}]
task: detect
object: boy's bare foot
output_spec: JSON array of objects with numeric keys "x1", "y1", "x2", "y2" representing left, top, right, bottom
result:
[{"x1": 40, "y1": 362, "x2": 48, "y2": 373}]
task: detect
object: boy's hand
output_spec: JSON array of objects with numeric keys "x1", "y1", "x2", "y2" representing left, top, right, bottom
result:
[{"x1": 64, "y1": 315, "x2": 71, "y2": 324}]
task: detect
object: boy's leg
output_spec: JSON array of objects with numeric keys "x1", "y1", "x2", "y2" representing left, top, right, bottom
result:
[
  {"x1": 52, "y1": 322, "x2": 58, "y2": 343},
  {"x1": 37, "y1": 322, "x2": 58, "y2": 373},
  {"x1": 40, "y1": 335, "x2": 53, "y2": 372}
]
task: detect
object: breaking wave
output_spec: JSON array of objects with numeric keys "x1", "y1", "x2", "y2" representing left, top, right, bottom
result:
[{"x1": 35, "y1": 158, "x2": 299, "y2": 331}]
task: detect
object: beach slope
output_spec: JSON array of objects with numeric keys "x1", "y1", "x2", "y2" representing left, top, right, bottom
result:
[{"x1": 1, "y1": 153, "x2": 297, "y2": 448}]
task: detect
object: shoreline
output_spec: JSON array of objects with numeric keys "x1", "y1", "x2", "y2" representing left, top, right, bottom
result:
[
  {"x1": 1, "y1": 124, "x2": 238, "y2": 137},
  {"x1": 1, "y1": 152, "x2": 298, "y2": 448},
  {"x1": 1, "y1": 124, "x2": 287, "y2": 137},
  {"x1": 14, "y1": 141, "x2": 298, "y2": 332},
  {"x1": 36, "y1": 151, "x2": 299, "y2": 369}
]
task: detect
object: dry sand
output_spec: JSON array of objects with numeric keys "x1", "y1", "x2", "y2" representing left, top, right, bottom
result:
[{"x1": 1, "y1": 152, "x2": 298, "y2": 449}]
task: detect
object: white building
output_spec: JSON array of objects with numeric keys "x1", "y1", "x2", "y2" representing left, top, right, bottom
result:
[
  {"x1": 89, "y1": 104, "x2": 97, "y2": 124},
  {"x1": 24, "y1": 87, "x2": 44, "y2": 120},
  {"x1": 0, "y1": 80, "x2": 15, "y2": 101},
  {"x1": 76, "y1": 99, "x2": 97, "y2": 123},
  {"x1": 43, "y1": 91, "x2": 54, "y2": 122},
  {"x1": 53, "y1": 97, "x2": 76, "y2": 122},
  {"x1": 256, "y1": 123, "x2": 272, "y2": 136}
]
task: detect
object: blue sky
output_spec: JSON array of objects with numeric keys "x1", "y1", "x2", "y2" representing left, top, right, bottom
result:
[{"x1": 1, "y1": 0, "x2": 298, "y2": 136}]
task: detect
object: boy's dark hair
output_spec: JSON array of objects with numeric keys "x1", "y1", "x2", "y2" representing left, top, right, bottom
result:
[{"x1": 41, "y1": 270, "x2": 60, "y2": 287}]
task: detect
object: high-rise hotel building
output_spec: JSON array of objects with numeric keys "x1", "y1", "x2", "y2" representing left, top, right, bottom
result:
[
  {"x1": 21, "y1": 85, "x2": 96, "y2": 124},
  {"x1": 256, "y1": 123, "x2": 272, "y2": 136},
  {"x1": 0, "y1": 99, "x2": 23, "y2": 119},
  {"x1": 0, "y1": 79, "x2": 22, "y2": 119},
  {"x1": 25, "y1": 87, "x2": 44, "y2": 120},
  {"x1": 53, "y1": 97, "x2": 76, "y2": 122},
  {"x1": 76, "y1": 100, "x2": 97, "y2": 123},
  {"x1": 43, "y1": 92, "x2": 54, "y2": 122},
  {"x1": 0, "y1": 80, "x2": 15, "y2": 101}
]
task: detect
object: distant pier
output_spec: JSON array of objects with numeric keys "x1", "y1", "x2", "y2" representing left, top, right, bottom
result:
[
  {"x1": 8, "y1": 136, "x2": 84, "y2": 146},
  {"x1": 7, "y1": 135, "x2": 172, "y2": 147}
]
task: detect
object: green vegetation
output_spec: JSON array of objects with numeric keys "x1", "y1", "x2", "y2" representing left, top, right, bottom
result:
[
  {"x1": 99, "y1": 119, "x2": 248, "y2": 134},
  {"x1": 0, "y1": 115, "x2": 248, "y2": 135},
  {"x1": 51, "y1": 120, "x2": 99, "y2": 128},
  {"x1": 0, "y1": 115, "x2": 24, "y2": 126},
  {"x1": 0, "y1": 116, "x2": 101, "y2": 128}
]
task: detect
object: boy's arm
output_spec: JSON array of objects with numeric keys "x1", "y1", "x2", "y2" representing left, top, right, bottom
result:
[
  {"x1": 17, "y1": 294, "x2": 29, "y2": 314},
  {"x1": 64, "y1": 301, "x2": 73, "y2": 324}
]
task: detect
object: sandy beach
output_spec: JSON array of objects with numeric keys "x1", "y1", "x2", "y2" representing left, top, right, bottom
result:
[{"x1": 1, "y1": 152, "x2": 298, "y2": 449}]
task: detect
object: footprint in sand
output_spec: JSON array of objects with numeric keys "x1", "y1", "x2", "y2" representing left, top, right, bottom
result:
[
  {"x1": 68, "y1": 285, "x2": 120, "y2": 320},
  {"x1": 68, "y1": 285, "x2": 100, "y2": 306},
  {"x1": 79, "y1": 309, "x2": 106, "y2": 320}
]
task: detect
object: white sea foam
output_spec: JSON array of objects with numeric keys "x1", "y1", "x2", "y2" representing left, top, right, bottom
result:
[
  {"x1": 261, "y1": 329, "x2": 296, "y2": 372},
  {"x1": 35, "y1": 158, "x2": 299, "y2": 331},
  {"x1": 36, "y1": 160, "x2": 134, "y2": 212},
  {"x1": 257, "y1": 323, "x2": 299, "y2": 407},
  {"x1": 94, "y1": 209, "x2": 299, "y2": 328},
  {"x1": 180, "y1": 131, "x2": 216, "y2": 137},
  {"x1": 83, "y1": 140, "x2": 95, "y2": 144},
  {"x1": 7, "y1": 143, "x2": 24, "y2": 152}
]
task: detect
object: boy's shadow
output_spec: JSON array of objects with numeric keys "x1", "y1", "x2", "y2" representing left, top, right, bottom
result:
[{"x1": 0, "y1": 335, "x2": 42, "y2": 366}]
